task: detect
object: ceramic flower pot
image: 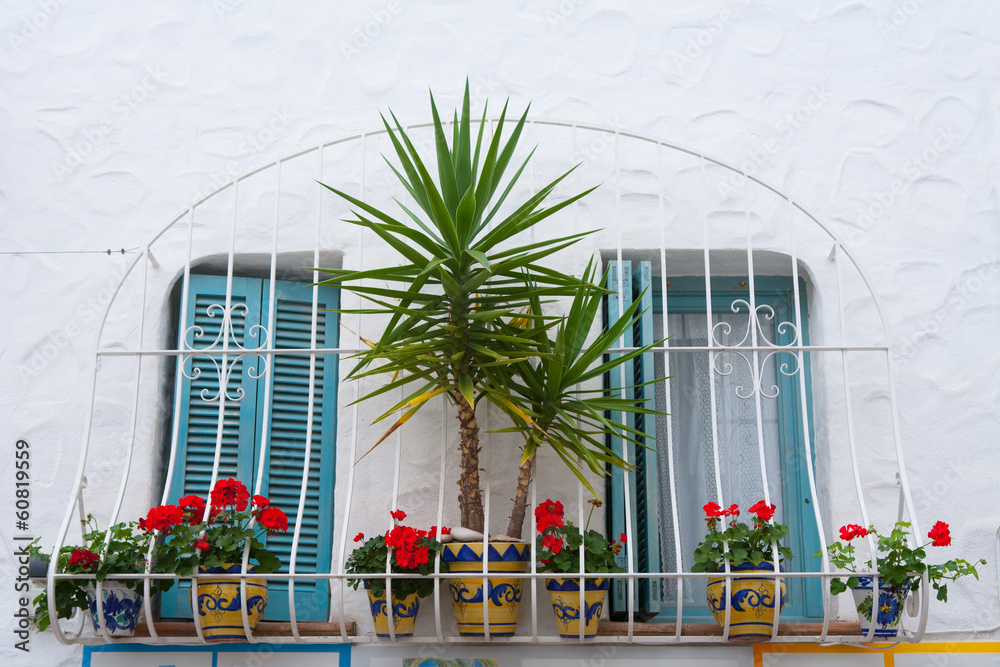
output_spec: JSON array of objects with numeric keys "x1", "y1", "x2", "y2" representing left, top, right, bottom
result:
[
  {"x1": 851, "y1": 576, "x2": 913, "y2": 638},
  {"x1": 85, "y1": 581, "x2": 143, "y2": 637},
  {"x1": 705, "y1": 560, "x2": 787, "y2": 642},
  {"x1": 363, "y1": 581, "x2": 421, "y2": 637},
  {"x1": 441, "y1": 541, "x2": 530, "y2": 637},
  {"x1": 195, "y1": 563, "x2": 268, "y2": 641},
  {"x1": 545, "y1": 577, "x2": 609, "y2": 639}
]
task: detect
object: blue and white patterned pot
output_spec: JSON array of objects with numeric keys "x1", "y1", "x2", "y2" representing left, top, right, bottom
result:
[
  {"x1": 85, "y1": 581, "x2": 143, "y2": 637},
  {"x1": 851, "y1": 576, "x2": 913, "y2": 638}
]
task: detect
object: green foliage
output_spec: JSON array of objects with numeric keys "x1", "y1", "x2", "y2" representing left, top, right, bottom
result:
[
  {"x1": 154, "y1": 508, "x2": 282, "y2": 577},
  {"x1": 691, "y1": 505, "x2": 793, "y2": 573},
  {"x1": 817, "y1": 520, "x2": 985, "y2": 602},
  {"x1": 485, "y1": 262, "x2": 664, "y2": 493},
  {"x1": 28, "y1": 515, "x2": 170, "y2": 632},
  {"x1": 344, "y1": 518, "x2": 446, "y2": 599},
  {"x1": 315, "y1": 82, "x2": 651, "y2": 507},
  {"x1": 534, "y1": 499, "x2": 625, "y2": 575}
]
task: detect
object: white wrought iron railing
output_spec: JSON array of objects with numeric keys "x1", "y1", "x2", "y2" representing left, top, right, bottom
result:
[{"x1": 44, "y1": 117, "x2": 932, "y2": 645}]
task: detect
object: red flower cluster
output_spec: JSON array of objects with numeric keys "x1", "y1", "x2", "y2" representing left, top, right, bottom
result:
[
  {"x1": 541, "y1": 533, "x2": 563, "y2": 555},
  {"x1": 928, "y1": 521, "x2": 951, "y2": 547},
  {"x1": 353, "y1": 532, "x2": 365, "y2": 543},
  {"x1": 749, "y1": 500, "x2": 776, "y2": 523},
  {"x1": 704, "y1": 502, "x2": 739, "y2": 518},
  {"x1": 68, "y1": 548, "x2": 100, "y2": 570},
  {"x1": 839, "y1": 524, "x2": 869, "y2": 541},
  {"x1": 178, "y1": 495, "x2": 208, "y2": 524},
  {"x1": 258, "y1": 506, "x2": 289, "y2": 534},
  {"x1": 139, "y1": 504, "x2": 184, "y2": 533},
  {"x1": 390, "y1": 509, "x2": 407, "y2": 521},
  {"x1": 210, "y1": 478, "x2": 250, "y2": 511},
  {"x1": 252, "y1": 495, "x2": 269, "y2": 508},
  {"x1": 385, "y1": 524, "x2": 430, "y2": 569},
  {"x1": 535, "y1": 499, "x2": 565, "y2": 532},
  {"x1": 427, "y1": 526, "x2": 451, "y2": 539},
  {"x1": 194, "y1": 538, "x2": 210, "y2": 551}
]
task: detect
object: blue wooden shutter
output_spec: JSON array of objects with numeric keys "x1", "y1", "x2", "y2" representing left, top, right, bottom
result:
[
  {"x1": 161, "y1": 275, "x2": 262, "y2": 618},
  {"x1": 605, "y1": 261, "x2": 636, "y2": 617},
  {"x1": 631, "y1": 261, "x2": 661, "y2": 618},
  {"x1": 256, "y1": 280, "x2": 338, "y2": 622},
  {"x1": 606, "y1": 261, "x2": 661, "y2": 620}
]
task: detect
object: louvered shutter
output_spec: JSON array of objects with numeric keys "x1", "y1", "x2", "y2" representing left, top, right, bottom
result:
[
  {"x1": 256, "y1": 280, "x2": 338, "y2": 621},
  {"x1": 605, "y1": 261, "x2": 637, "y2": 617},
  {"x1": 161, "y1": 275, "x2": 262, "y2": 618},
  {"x1": 606, "y1": 261, "x2": 660, "y2": 620},
  {"x1": 631, "y1": 261, "x2": 661, "y2": 618}
]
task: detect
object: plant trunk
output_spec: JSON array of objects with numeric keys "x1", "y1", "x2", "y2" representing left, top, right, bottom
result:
[
  {"x1": 455, "y1": 393, "x2": 484, "y2": 533},
  {"x1": 506, "y1": 448, "x2": 536, "y2": 539}
]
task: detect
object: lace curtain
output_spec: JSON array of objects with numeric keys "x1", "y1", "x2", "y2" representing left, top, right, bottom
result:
[{"x1": 654, "y1": 311, "x2": 783, "y2": 605}]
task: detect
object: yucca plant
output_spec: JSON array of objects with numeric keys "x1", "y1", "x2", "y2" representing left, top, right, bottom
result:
[{"x1": 317, "y1": 83, "x2": 657, "y2": 538}]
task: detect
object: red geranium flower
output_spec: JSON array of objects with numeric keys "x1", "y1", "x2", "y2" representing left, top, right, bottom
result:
[
  {"x1": 68, "y1": 549, "x2": 100, "y2": 570},
  {"x1": 210, "y1": 478, "x2": 250, "y2": 510},
  {"x1": 703, "y1": 502, "x2": 723, "y2": 518},
  {"x1": 722, "y1": 503, "x2": 740, "y2": 517},
  {"x1": 252, "y1": 495, "x2": 269, "y2": 508},
  {"x1": 141, "y1": 504, "x2": 184, "y2": 532},
  {"x1": 928, "y1": 521, "x2": 951, "y2": 547},
  {"x1": 194, "y1": 539, "x2": 210, "y2": 551},
  {"x1": 839, "y1": 524, "x2": 868, "y2": 541},
  {"x1": 178, "y1": 495, "x2": 208, "y2": 524},
  {"x1": 390, "y1": 509, "x2": 407, "y2": 521},
  {"x1": 257, "y1": 506, "x2": 289, "y2": 533},
  {"x1": 535, "y1": 499, "x2": 565, "y2": 532},
  {"x1": 353, "y1": 532, "x2": 365, "y2": 543},
  {"x1": 620, "y1": 532, "x2": 627, "y2": 544},
  {"x1": 541, "y1": 533, "x2": 563, "y2": 555},
  {"x1": 748, "y1": 500, "x2": 776, "y2": 522}
]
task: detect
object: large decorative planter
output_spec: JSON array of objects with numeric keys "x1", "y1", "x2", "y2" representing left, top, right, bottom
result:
[
  {"x1": 85, "y1": 581, "x2": 143, "y2": 637},
  {"x1": 441, "y1": 541, "x2": 530, "y2": 637},
  {"x1": 706, "y1": 561, "x2": 787, "y2": 643},
  {"x1": 852, "y1": 576, "x2": 912, "y2": 639},
  {"x1": 545, "y1": 577, "x2": 609, "y2": 639},
  {"x1": 364, "y1": 581, "x2": 421, "y2": 637},
  {"x1": 195, "y1": 564, "x2": 268, "y2": 641}
]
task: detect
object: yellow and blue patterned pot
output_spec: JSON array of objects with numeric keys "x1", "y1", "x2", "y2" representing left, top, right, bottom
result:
[
  {"x1": 364, "y1": 581, "x2": 421, "y2": 637},
  {"x1": 441, "y1": 542, "x2": 530, "y2": 637},
  {"x1": 706, "y1": 561, "x2": 787, "y2": 642},
  {"x1": 195, "y1": 564, "x2": 268, "y2": 641},
  {"x1": 545, "y1": 577, "x2": 609, "y2": 639}
]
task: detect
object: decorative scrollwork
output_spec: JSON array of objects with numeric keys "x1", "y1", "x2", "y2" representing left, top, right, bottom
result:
[
  {"x1": 711, "y1": 299, "x2": 801, "y2": 399},
  {"x1": 180, "y1": 302, "x2": 270, "y2": 404}
]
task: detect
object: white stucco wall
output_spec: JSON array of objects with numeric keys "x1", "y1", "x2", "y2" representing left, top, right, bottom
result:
[{"x1": 3, "y1": 1, "x2": 999, "y2": 665}]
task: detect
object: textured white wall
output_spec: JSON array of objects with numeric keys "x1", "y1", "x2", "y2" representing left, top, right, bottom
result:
[{"x1": 2, "y1": 1, "x2": 998, "y2": 664}]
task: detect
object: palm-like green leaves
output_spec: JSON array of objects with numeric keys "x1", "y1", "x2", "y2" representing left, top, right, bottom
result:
[
  {"x1": 486, "y1": 262, "x2": 663, "y2": 499},
  {"x1": 317, "y1": 84, "x2": 660, "y2": 535}
]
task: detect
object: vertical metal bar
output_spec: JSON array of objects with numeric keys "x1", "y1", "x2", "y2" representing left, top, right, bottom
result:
[
  {"x1": 334, "y1": 132, "x2": 367, "y2": 642},
  {"x1": 658, "y1": 147, "x2": 683, "y2": 639},
  {"x1": 786, "y1": 198, "x2": 832, "y2": 641},
  {"x1": 702, "y1": 159, "x2": 731, "y2": 641},
  {"x1": 434, "y1": 395, "x2": 448, "y2": 643}
]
